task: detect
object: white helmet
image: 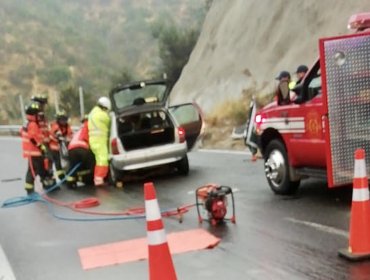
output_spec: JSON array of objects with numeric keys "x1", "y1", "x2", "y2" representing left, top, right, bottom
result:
[{"x1": 97, "y1": 96, "x2": 112, "y2": 111}]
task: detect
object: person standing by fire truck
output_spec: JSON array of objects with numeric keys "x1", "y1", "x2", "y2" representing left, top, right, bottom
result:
[
  {"x1": 289, "y1": 65, "x2": 308, "y2": 89},
  {"x1": 88, "y1": 97, "x2": 111, "y2": 186},
  {"x1": 49, "y1": 110, "x2": 73, "y2": 181},
  {"x1": 20, "y1": 102, "x2": 55, "y2": 195},
  {"x1": 275, "y1": 70, "x2": 294, "y2": 104}
]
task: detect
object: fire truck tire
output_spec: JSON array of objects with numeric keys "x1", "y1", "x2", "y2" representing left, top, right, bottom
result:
[{"x1": 264, "y1": 140, "x2": 300, "y2": 195}]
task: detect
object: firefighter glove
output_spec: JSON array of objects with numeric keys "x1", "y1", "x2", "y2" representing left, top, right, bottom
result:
[
  {"x1": 39, "y1": 144, "x2": 47, "y2": 153},
  {"x1": 38, "y1": 144, "x2": 51, "y2": 158}
]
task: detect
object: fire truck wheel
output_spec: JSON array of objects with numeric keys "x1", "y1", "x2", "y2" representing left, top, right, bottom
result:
[{"x1": 264, "y1": 140, "x2": 300, "y2": 195}]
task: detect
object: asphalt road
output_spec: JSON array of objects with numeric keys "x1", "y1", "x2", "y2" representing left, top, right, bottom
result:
[{"x1": 1, "y1": 137, "x2": 370, "y2": 280}]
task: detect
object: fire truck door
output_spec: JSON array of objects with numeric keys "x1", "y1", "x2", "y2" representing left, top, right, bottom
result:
[
  {"x1": 320, "y1": 32, "x2": 370, "y2": 187},
  {"x1": 288, "y1": 89, "x2": 326, "y2": 167}
]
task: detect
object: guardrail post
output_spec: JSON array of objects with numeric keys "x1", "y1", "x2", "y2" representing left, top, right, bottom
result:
[{"x1": 79, "y1": 86, "x2": 85, "y2": 119}]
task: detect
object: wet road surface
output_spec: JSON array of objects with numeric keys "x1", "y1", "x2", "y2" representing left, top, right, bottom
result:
[{"x1": 1, "y1": 137, "x2": 370, "y2": 279}]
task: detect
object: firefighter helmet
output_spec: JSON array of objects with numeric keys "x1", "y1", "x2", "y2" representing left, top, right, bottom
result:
[
  {"x1": 55, "y1": 110, "x2": 68, "y2": 124},
  {"x1": 25, "y1": 102, "x2": 40, "y2": 116},
  {"x1": 97, "y1": 96, "x2": 112, "y2": 111},
  {"x1": 31, "y1": 94, "x2": 48, "y2": 104}
]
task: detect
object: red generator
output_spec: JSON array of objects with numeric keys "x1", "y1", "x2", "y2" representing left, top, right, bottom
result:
[{"x1": 195, "y1": 184, "x2": 236, "y2": 226}]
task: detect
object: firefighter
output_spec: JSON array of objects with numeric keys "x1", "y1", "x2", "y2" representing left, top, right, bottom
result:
[
  {"x1": 20, "y1": 102, "x2": 55, "y2": 195},
  {"x1": 49, "y1": 110, "x2": 73, "y2": 180},
  {"x1": 65, "y1": 116, "x2": 95, "y2": 188},
  {"x1": 88, "y1": 97, "x2": 111, "y2": 186},
  {"x1": 31, "y1": 94, "x2": 50, "y2": 144},
  {"x1": 31, "y1": 94, "x2": 53, "y2": 176}
]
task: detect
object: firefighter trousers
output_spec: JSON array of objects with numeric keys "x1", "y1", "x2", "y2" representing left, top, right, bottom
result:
[
  {"x1": 66, "y1": 148, "x2": 95, "y2": 185},
  {"x1": 25, "y1": 156, "x2": 50, "y2": 192},
  {"x1": 51, "y1": 150, "x2": 65, "y2": 179}
]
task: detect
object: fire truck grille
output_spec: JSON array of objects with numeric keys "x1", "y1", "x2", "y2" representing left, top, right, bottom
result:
[{"x1": 323, "y1": 34, "x2": 370, "y2": 186}]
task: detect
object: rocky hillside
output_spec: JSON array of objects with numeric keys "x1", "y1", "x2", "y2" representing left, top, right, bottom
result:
[{"x1": 171, "y1": 0, "x2": 370, "y2": 113}]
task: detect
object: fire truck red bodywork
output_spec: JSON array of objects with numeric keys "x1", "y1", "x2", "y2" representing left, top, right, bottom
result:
[{"x1": 255, "y1": 26, "x2": 370, "y2": 194}]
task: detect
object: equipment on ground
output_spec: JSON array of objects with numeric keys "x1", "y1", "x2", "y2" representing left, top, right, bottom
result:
[{"x1": 196, "y1": 183, "x2": 236, "y2": 226}]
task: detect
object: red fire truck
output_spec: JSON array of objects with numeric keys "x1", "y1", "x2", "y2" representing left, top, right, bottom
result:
[{"x1": 252, "y1": 13, "x2": 370, "y2": 195}]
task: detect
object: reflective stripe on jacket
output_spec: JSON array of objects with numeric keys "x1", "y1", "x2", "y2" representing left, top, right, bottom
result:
[
  {"x1": 68, "y1": 121, "x2": 89, "y2": 150},
  {"x1": 49, "y1": 121, "x2": 73, "y2": 151},
  {"x1": 20, "y1": 121, "x2": 43, "y2": 158}
]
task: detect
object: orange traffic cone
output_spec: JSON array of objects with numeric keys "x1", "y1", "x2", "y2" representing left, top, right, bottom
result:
[
  {"x1": 144, "y1": 182, "x2": 177, "y2": 280},
  {"x1": 339, "y1": 148, "x2": 370, "y2": 261}
]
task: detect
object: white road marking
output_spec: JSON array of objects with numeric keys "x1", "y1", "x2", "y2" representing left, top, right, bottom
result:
[
  {"x1": 0, "y1": 245, "x2": 16, "y2": 280},
  {"x1": 198, "y1": 149, "x2": 251, "y2": 155},
  {"x1": 285, "y1": 217, "x2": 348, "y2": 238}
]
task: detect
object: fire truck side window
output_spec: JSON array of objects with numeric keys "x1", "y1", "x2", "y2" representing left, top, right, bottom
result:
[{"x1": 307, "y1": 68, "x2": 321, "y2": 100}]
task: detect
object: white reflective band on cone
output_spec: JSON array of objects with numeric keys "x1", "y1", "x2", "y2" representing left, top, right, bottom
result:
[
  {"x1": 353, "y1": 188, "x2": 370, "y2": 202},
  {"x1": 145, "y1": 199, "x2": 161, "y2": 221},
  {"x1": 354, "y1": 159, "x2": 367, "y2": 178},
  {"x1": 147, "y1": 229, "x2": 167, "y2": 245}
]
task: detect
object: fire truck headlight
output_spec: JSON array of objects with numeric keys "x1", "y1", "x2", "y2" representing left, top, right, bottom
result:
[
  {"x1": 255, "y1": 114, "x2": 262, "y2": 124},
  {"x1": 334, "y1": 51, "x2": 346, "y2": 66}
]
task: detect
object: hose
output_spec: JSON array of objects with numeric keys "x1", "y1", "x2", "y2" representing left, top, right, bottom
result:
[{"x1": 1, "y1": 163, "x2": 197, "y2": 222}]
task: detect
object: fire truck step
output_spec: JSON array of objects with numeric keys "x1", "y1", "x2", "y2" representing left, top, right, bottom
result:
[{"x1": 295, "y1": 167, "x2": 327, "y2": 179}]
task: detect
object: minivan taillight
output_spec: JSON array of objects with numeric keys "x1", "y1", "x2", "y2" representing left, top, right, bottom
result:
[
  {"x1": 178, "y1": 127, "x2": 186, "y2": 143},
  {"x1": 111, "y1": 138, "x2": 119, "y2": 155}
]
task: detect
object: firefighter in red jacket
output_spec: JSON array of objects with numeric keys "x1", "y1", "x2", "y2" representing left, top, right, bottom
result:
[
  {"x1": 31, "y1": 94, "x2": 53, "y2": 176},
  {"x1": 49, "y1": 110, "x2": 73, "y2": 180},
  {"x1": 20, "y1": 102, "x2": 55, "y2": 195},
  {"x1": 31, "y1": 94, "x2": 50, "y2": 144},
  {"x1": 65, "y1": 116, "x2": 95, "y2": 188}
]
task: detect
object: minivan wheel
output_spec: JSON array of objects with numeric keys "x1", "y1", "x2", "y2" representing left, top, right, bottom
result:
[
  {"x1": 176, "y1": 155, "x2": 189, "y2": 176},
  {"x1": 109, "y1": 162, "x2": 124, "y2": 188},
  {"x1": 264, "y1": 140, "x2": 300, "y2": 195}
]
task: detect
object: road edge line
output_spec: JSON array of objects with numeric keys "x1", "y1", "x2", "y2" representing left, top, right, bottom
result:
[{"x1": 0, "y1": 244, "x2": 16, "y2": 280}]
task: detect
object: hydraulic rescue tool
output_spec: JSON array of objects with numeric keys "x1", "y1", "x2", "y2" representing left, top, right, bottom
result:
[{"x1": 195, "y1": 183, "x2": 236, "y2": 226}]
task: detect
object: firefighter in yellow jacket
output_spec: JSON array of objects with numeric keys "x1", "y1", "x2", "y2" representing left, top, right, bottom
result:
[{"x1": 88, "y1": 97, "x2": 111, "y2": 186}]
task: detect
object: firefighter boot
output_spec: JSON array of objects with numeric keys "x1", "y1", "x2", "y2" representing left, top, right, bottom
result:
[
  {"x1": 42, "y1": 177, "x2": 59, "y2": 192},
  {"x1": 56, "y1": 170, "x2": 66, "y2": 181},
  {"x1": 25, "y1": 183, "x2": 35, "y2": 196},
  {"x1": 65, "y1": 176, "x2": 77, "y2": 189}
]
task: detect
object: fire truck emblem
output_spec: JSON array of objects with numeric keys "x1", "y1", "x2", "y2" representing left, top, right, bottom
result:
[{"x1": 306, "y1": 111, "x2": 322, "y2": 138}]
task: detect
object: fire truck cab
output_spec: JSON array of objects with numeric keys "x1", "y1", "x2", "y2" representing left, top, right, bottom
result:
[{"x1": 254, "y1": 13, "x2": 370, "y2": 195}]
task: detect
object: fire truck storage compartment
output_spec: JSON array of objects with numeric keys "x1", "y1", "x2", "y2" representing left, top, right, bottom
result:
[{"x1": 117, "y1": 111, "x2": 175, "y2": 151}]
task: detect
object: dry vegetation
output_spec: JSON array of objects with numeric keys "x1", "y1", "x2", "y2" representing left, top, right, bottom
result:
[{"x1": 201, "y1": 86, "x2": 273, "y2": 150}]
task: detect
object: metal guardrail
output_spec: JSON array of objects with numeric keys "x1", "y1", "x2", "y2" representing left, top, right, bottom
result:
[
  {"x1": 0, "y1": 125, "x2": 22, "y2": 136},
  {"x1": 0, "y1": 125, "x2": 79, "y2": 136}
]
